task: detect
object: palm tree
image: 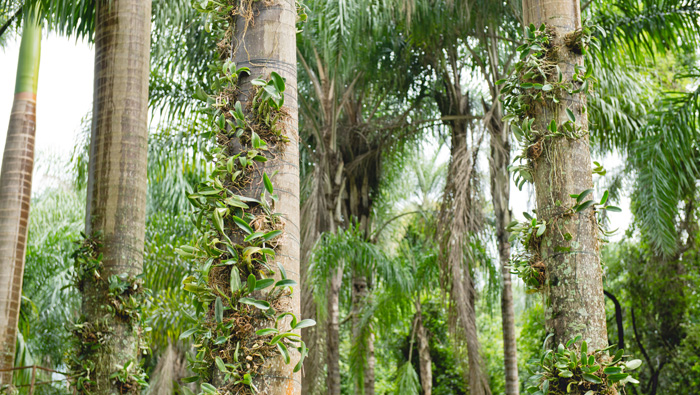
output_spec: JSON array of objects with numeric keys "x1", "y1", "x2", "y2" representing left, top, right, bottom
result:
[
  {"x1": 297, "y1": 2, "x2": 430, "y2": 391},
  {"x1": 517, "y1": 0, "x2": 608, "y2": 348},
  {"x1": 583, "y1": 1, "x2": 700, "y2": 391},
  {"x1": 228, "y1": 1, "x2": 301, "y2": 391},
  {"x1": 399, "y1": 2, "x2": 494, "y2": 392},
  {"x1": 0, "y1": 9, "x2": 41, "y2": 385},
  {"x1": 77, "y1": 0, "x2": 151, "y2": 392},
  {"x1": 463, "y1": 5, "x2": 521, "y2": 391}
]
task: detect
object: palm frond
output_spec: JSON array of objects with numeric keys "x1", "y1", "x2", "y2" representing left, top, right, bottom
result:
[
  {"x1": 394, "y1": 361, "x2": 421, "y2": 395},
  {"x1": 627, "y1": 75, "x2": 700, "y2": 255},
  {"x1": 594, "y1": 0, "x2": 700, "y2": 63},
  {"x1": 588, "y1": 57, "x2": 655, "y2": 153}
]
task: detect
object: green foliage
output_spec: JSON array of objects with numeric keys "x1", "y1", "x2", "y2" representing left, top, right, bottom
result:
[
  {"x1": 525, "y1": 335, "x2": 641, "y2": 395},
  {"x1": 499, "y1": 22, "x2": 595, "y2": 190},
  {"x1": 593, "y1": 0, "x2": 700, "y2": 64},
  {"x1": 174, "y1": 3, "x2": 314, "y2": 393},
  {"x1": 109, "y1": 360, "x2": 149, "y2": 394},
  {"x1": 394, "y1": 362, "x2": 420, "y2": 395},
  {"x1": 20, "y1": 186, "x2": 84, "y2": 368}
]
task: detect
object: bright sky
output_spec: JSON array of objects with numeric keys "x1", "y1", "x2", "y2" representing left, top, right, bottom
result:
[{"x1": 0, "y1": 32, "x2": 94, "y2": 188}]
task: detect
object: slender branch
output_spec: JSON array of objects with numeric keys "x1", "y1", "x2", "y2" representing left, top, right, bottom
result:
[
  {"x1": 631, "y1": 307, "x2": 656, "y2": 393},
  {"x1": 0, "y1": 5, "x2": 22, "y2": 39},
  {"x1": 407, "y1": 312, "x2": 419, "y2": 363},
  {"x1": 604, "y1": 290, "x2": 625, "y2": 350},
  {"x1": 340, "y1": 311, "x2": 355, "y2": 326},
  {"x1": 371, "y1": 211, "x2": 423, "y2": 242},
  {"x1": 484, "y1": 33, "x2": 522, "y2": 45}
]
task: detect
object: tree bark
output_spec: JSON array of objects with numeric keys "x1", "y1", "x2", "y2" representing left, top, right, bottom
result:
[
  {"x1": 230, "y1": 0, "x2": 301, "y2": 392},
  {"x1": 0, "y1": 10, "x2": 41, "y2": 385},
  {"x1": 415, "y1": 300, "x2": 433, "y2": 395},
  {"x1": 82, "y1": 0, "x2": 150, "y2": 392},
  {"x1": 522, "y1": 0, "x2": 608, "y2": 349},
  {"x1": 486, "y1": 101, "x2": 519, "y2": 394}
]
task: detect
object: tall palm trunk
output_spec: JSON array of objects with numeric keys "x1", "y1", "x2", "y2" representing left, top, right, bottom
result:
[
  {"x1": 81, "y1": 0, "x2": 150, "y2": 392},
  {"x1": 298, "y1": 69, "x2": 345, "y2": 389},
  {"x1": 230, "y1": 0, "x2": 301, "y2": 392},
  {"x1": 346, "y1": 170, "x2": 375, "y2": 395},
  {"x1": 486, "y1": 102, "x2": 519, "y2": 394},
  {"x1": 415, "y1": 300, "x2": 432, "y2": 395},
  {"x1": 437, "y1": 100, "x2": 491, "y2": 395},
  {"x1": 521, "y1": 0, "x2": 607, "y2": 349},
  {"x1": 351, "y1": 273, "x2": 374, "y2": 395},
  {"x1": 326, "y1": 266, "x2": 343, "y2": 395},
  {"x1": 0, "y1": 10, "x2": 41, "y2": 385}
]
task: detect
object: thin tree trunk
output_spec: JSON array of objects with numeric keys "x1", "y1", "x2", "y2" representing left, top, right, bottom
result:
[
  {"x1": 230, "y1": 0, "x2": 301, "y2": 392},
  {"x1": 344, "y1": 169, "x2": 376, "y2": 395},
  {"x1": 486, "y1": 102, "x2": 519, "y2": 394},
  {"x1": 521, "y1": 0, "x2": 608, "y2": 349},
  {"x1": 603, "y1": 290, "x2": 624, "y2": 350},
  {"x1": 327, "y1": 267, "x2": 342, "y2": 395},
  {"x1": 82, "y1": 0, "x2": 150, "y2": 392},
  {"x1": 301, "y1": 140, "x2": 343, "y2": 394},
  {"x1": 415, "y1": 300, "x2": 432, "y2": 395},
  {"x1": 0, "y1": 10, "x2": 41, "y2": 385},
  {"x1": 351, "y1": 274, "x2": 374, "y2": 395}
]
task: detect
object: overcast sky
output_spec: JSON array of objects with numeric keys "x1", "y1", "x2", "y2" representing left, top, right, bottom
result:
[{"x1": 0, "y1": 33, "x2": 94, "y2": 179}]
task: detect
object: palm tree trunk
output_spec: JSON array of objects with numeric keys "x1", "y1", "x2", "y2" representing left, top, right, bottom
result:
[
  {"x1": 521, "y1": 0, "x2": 608, "y2": 349},
  {"x1": 440, "y1": 121, "x2": 492, "y2": 395},
  {"x1": 486, "y1": 103, "x2": 519, "y2": 394},
  {"x1": 0, "y1": 10, "x2": 41, "y2": 385},
  {"x1": 230, "y1": 0, "x2": 301, "y2": 392},
  {"x1": 301, "y1": 143, "x2": 342, "y2": 394},
  {"x1": 415, "y1": 300, "x2": 432, "y2": 395},
  {"x1": 351, "y1": 274, "x2": 374, "y2": 395},
  {"x1": 326, "y1": 266, "x2": 342, "y2": 395},
  {"x1": 81, "y1": 0, "x2": 150, "y2": 392}
]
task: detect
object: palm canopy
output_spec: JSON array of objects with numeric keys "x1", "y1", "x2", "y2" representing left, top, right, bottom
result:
[{"x1": 586, "y1": 0, "x2": 700, "y2": 256}]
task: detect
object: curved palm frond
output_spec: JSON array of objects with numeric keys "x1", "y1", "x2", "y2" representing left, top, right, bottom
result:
[
  {"x1": 588, "y1": 57, "x2": 656, "y2": 153},
  {"x1": 593, "y1": 0, "x2": 700, "y2": 63},
  {"x1": 629, "y1": 77, "x2": 700, "y2": 255}
]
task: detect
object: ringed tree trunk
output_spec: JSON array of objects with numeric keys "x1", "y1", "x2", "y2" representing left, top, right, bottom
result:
[
  {"x1": 0, "y1": 10, "x2": 41, "y2": 385},
  {"x1": 81, "y1": 0, "x2": 151, "y2": 392},
  {"x1": 230, "y1": 0, "x2": 302, "y2": 392},
  {"x1": 485, "y1": 101, "x2": 519, "y2": 394},
  {"x1": 522, "y1": 0, "x2": 608, "y2": 349}
]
